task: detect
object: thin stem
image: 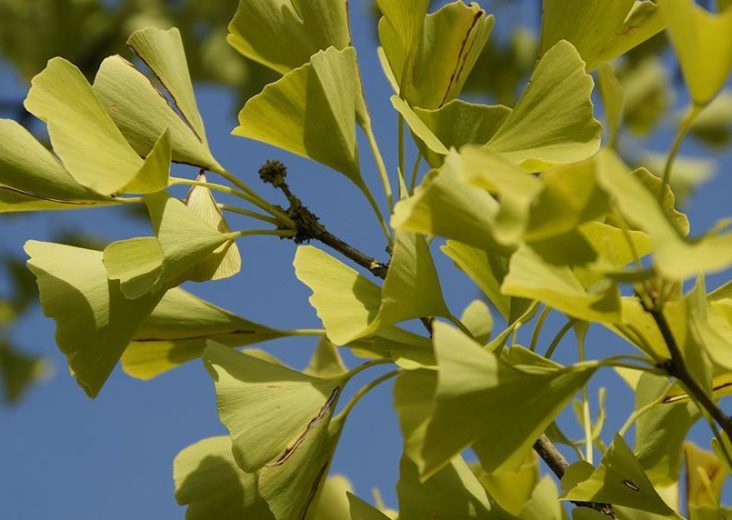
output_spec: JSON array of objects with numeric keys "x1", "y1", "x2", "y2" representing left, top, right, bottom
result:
[
  {"x1": 577, "y1": 327, "x2": 594, "y2": 464},
  {"x1": 618, "y1": 382, "x2": 672, "y2": 437},
  {"x1": 363, "y1": 121, "x2": 394, "y2": 212},
  {"x1": 409, "y1": 152, "x2": 423, "y2": 193},
  {"x1": 337, "y1": 369, "x2": 400, "y2": 419},
  {"x1": 286, "y1": 329, "x2": 326, "y2": 337},
  {"x1": 530, "y1": 305, "x2": 551, "y2": 352},
  {"x1": 345, "y1": 359, "x2": 394, "y2": 381},
  {"x1": 220, "y1": 170, "x2": 296, "y2": 225},
  {"x1": 228, "y1": 229, "x2": 296, "y2": 239},
  {"x1": 707, "y1": 417, "x2": 732, "y2": 475},
  {"x1": 398, "y1": 114, "x2": 407, "y2": 188},
  {"x1": 219, "y1": 204, "x2": 280, "y2": 225},
  {"x1": 659, "y1": 104, "x2": 702, "y2": 203},
  {"x1": 358, "y1": 182, "x2": 394, "y2": 245},
  {"x1": 545, "y1": 319, "x2": 576, "y2": 359},
  {"x1": 447, "y1": 313, "x2": 475, "y2": 340}
]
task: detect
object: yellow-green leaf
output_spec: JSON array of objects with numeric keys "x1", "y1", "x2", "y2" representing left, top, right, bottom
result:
[
  {"x1": 24, "y1": 58, "x2": 171, "y2": 196},
  {"x1": 127, "y1": 27, "x2": 208, "y2": 142},
  {"x1": 93, "y1": 55, "x2": 222, "y2": 172},
  {"x1": 227, "y1": 0, "x2": 352, "y2": 74},
  {"x1": 485, "y1": 41, "x2": 602, "y2": 169},
  {"x1": 562, "y1": 435, "x2": 678, "y2": 517},
  {"x1": 502, "y1": 246, "x2": 621, "y2": 323},
  {"x1": 421, "y1": 323, "x2": 596, "y2": 476},
  {"x1": 25, "y1": 241, "x2": 165, "y2": 398},
  {"x1": 659, "y1": 0, "x2": 732, "y2": 106},
  {"x1": 348, "y1": 492, "x2": 392, "y2": 520},
  {"x1": 540, "y1": 0, "x2": 664, "y2": 72},
  {"x1": 204, "y1": 343, "x2": 343, "y2": 472},
  {"x1": 234, "y1": 46, "x2": 362, "y2": 185},
  {"x1": 184, "y1": 172, "x2": 241, "y2": 282},
  {"x1": 121, "y1": 288, "x2": 287, "y2": 381}
]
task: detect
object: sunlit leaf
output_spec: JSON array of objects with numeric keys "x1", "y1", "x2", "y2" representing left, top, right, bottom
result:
[
  {"x1": 394, "y1": 369, "x2": 437, "y2": 466},
  {"x1": 633, "y1": 373, "x2": 693, "y2": 485},
  {"x1": 597, "y1": 150, "x2": 732, "y2": 279},
  {"x1": 685, "y1": 442, "x2": 726, "y2": 517},
  {"x1": 0, "y1": 119, "x2": 113, "y2": 212},
  {"x1": 460, "y1": 300, "x2": 493, "y2": 346},
  {"x1": 227, "y1": 0, "x2": 351, "y2": 74},
  {"x1": 103, "y1": 192, "x2": 230, "y2": 299},
  {"x1": 520, "y1": 476, "x2": 568, "y2": 520},
  {"x1": 392, "y1": 161, "x2": 507, "y2": 254},
  {"x1": 127, "y1": 28, "x2": 208, "y2": 143},
  {"x1": 502, "y1": 246, "x2": 620, "y2": 323},
  {"x1": 380, "y1": 1, "x2": 494, "y2": 109},
  {"x1": 312, "y1": 475, "x2": 352, "y2": 520},
  {"x1": 348, "y1": 492, "x2": 392, "y2": 520},
  {"x1": 484, "y1": 41, "x2": 602, "y2": 169},
  {"x1": 305, "y1": 337, "x2": 348, "y2": 380},
  {"x1": 598, "y1": 63, "x2": 624, "y2": 146},
  {"x1": 25, "y1": 241, "x2": 165, "y2": 397},
  {"x1": 234, "y1": 46, "x2": 363, "y2": 186},
  {"x1": 659, "y1": 0, "x2": 732, "y2": 106},
  {"x1": 689, "y1": 90, "x2": 732, "y2": 147},
  {"x1": 474, "y1": 452, "x2": 539, "y2": 516},
  {"x1": 24, "y1": 58, "x2": 171, "y2": 196},
  {"x1": 204, "y1": 343, "x2": 343, "y2": 472},
  {"x1": 94, "y1": 55, "x2": 222, "y2": 172},
  {"x1": 540, "y1": 0, "x2": 664, "y2": 71},
  {"x1": 184, "y1": 172, "x2": 241, "y2": 282},
  {"x1": 561, "y1": 435, "x2": 678, "y2": 516},
  {"x1": 421, "y1": 323, "x2": 596, "y2": 476},
  {"x1": 294, "y1": 234, "x2": 449, "y2": 345},
  {"x1": 121, "y1": 288, "x2": 287, "y2": 380},
  {"x1": 397, "y1": 455, "x2": 495, "y2": 519}
]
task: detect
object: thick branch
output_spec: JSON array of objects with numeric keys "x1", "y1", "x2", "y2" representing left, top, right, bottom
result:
[{"x1": 258, "y1": 160, "x2": 612, "y2": 517}]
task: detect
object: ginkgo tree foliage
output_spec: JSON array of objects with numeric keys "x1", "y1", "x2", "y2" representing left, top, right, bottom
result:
[{"x1": 4, "y1": 0, "x2": 732, "y2": 517}]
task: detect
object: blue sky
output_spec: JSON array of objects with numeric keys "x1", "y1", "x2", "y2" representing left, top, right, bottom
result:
[{"x1": 1, "y1": 1, "x2": 732, "y2": 518}]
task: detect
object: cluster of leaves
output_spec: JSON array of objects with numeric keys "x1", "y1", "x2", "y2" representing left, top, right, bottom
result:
[{"x1": 4, "y1": 0, "x2": 732, "y2": 518}]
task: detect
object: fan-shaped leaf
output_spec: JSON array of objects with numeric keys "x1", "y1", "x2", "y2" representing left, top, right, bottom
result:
[
  {"x1": 25, "y1": 241, "x2": 165, "y2": 397},
  {"x1": 485, "y1": 41, "x2": 602, "y2": 169},
  {"x1": 234, "y1": 46, "x2": 363, "y2": 185},
  {"x1": 420, "y1": 323, "x2": 596, "y2": 477},
  {"x1": 24, "y1": 58, "x2": 171, "y2": 196},
  {"x1": 540, "y1": 1, "x2": 664, "y2": 72},
  {"x1": 204, "y1": 343, "x2": 343, "y2": 472},
  {"x1": 121, "y1": 288, "x2": 287, "y2": 380},
  {"x1": 227, "y1": 0, "x2": 351, "y2": 74},
  {"x1": 659, "y1": 0, "x2": 732, "y2": 106}
]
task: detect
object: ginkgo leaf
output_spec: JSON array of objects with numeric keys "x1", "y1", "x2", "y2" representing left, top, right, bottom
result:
[
  {"x1": 685, "y1": 443, "x2": 726, "y2": 514},
  {"x1": 394, "y1": 369, "x2": 438, "y2": 466},
  {"x1": 597, "y1": 150, "x2": 732, "y2": 279},
  {"x1": 127, "y1": 28, "x2": 208, "y2": 143},
  {"x1": 458, "y1": 146, "x2": 543, "y2": 246},
  {"x1": 294, "y1": 234, "x2": 449, "y2": 345},
  {"x1": 25, "y1": 241, "x2": 165, "y2": 398},
  {"x1": 184, "y1": 173, "x2": 241, "y2": 282},
  {"x1": 561, "y1": 435, "x2": 678, "y2": 517},
  {"x1": 598, "y1": 63, "x2": 624, "y2": 147},
  {"x1": 484, "y1": 41, "x2": 602, "y2": 169},
  {"x1": 540, "y1": 0, "x2": 664, "y2": 72},
  {"x1": 93, "y1": 55, "x2": 222, "y2": 172},
  {"x1": 502, "y1": 246, "x2": 621, "y2": 323},
  {"x1": 412, "y1": 100, "x2": 511, "y2": 167},
  {"x1": 474, "y1": 452, "x2": 539, "y2": 516},
  {"x1": 397, "y1": 455, "x2": 495, "y2": 519},
  {"x1": 311, "y1": 475, "x2": 353, "y2": 520},
  {"x1": 348, "y1": 492, "x2": 392, "y2": 520},
  {"x1": 604, "y1": 297, "x2": 670, "y2": 362},
  {"x1": 392, "y1": 161, "x2": 507, "y2": 254},
  {"x1": 0, "y1": 186, "x2": 117, "y2": 213},
  {"x1": 227, "y1": 0, "x2": 351, "y2": 74},
  {"x1": 0, "y1": 119, "x2": 112, "y2": 210},
  {"x1": 174, "y1": 429, "x2": 343, "y2": 519},
  {"x1": 380, "y1": 1, "x2": 494, "y2": 109},
  {"x1": 204, "y1": 343, "x2": 344, "y2": 472},
  {"x1": 234, "y1": 46, "x2": 363, "y2": 186},
  {"x1": 0, "y1": 341, "x2": 46, "y2": 405},
  {"x1": 420, "y1": 323, "x2": 596, "y2": 477},
  {"x1": 103, "y1": 192, "x2": 230, "y2": 299},
  {"x1": 633, "y1": 373, "x2": 693, "y2": 486},
  {"x1": 24, "y1": 58, "x2": 171, "y2": 196},
  {"x1": 460, "y1": 300, "x2": 493, "y2": 346},
  {"x1": 305, "y1": 337, "x2": 348, "y2": 380},
  {"x1": 121, "y1": 287, "x2": 287, "y2": 380},
  {"x1": 659, "y1": 0, "x2": 732, "y2": 106},
  {"x1": 520, "y1": 476, "x2": 568, "y2": 520}
]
